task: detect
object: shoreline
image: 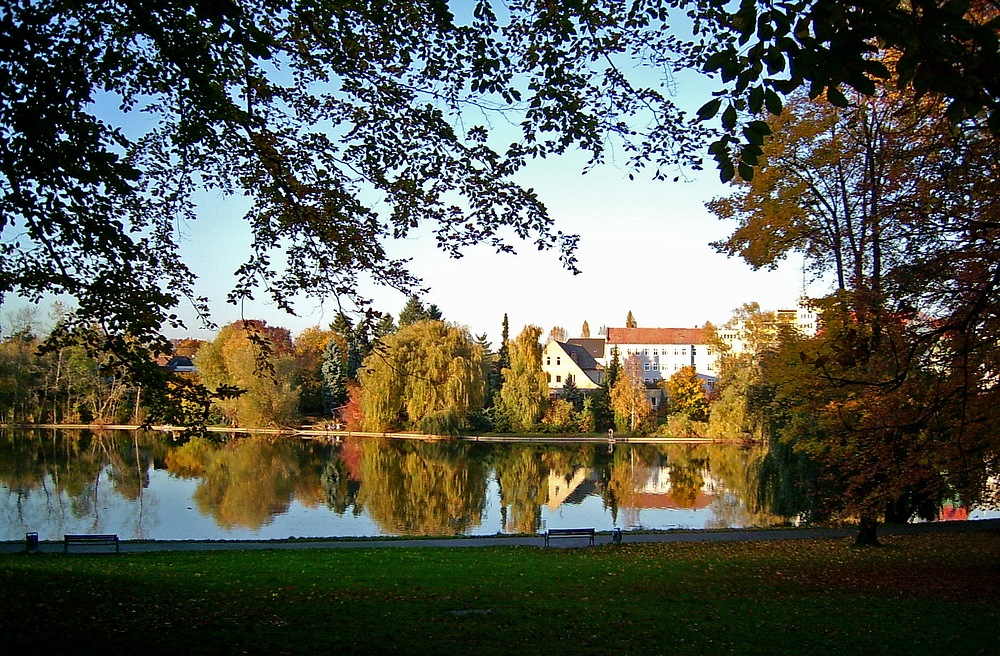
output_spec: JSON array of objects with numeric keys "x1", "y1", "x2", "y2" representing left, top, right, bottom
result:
[
  {"x1": 0, "y1": 422, "x2": 743, "y2": 444},
  {"x1": 4, "y1": 518, "x2": 997, "y2": 554}
]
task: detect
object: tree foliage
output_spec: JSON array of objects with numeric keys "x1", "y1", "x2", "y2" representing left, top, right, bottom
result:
[
  {"x1": 697, "y1": 0, "x2": 1000, "y2": 180},
  {"x1": 292, "y1": 326, "x2": 333, "y2": 416},
  {"x1": 194, "y1": 320, "x2": 300, "y2": 428},
  {"x1": 358, "y1": 320, "x2": 486, "y2": 434},
  {"x1": 498, "y1": 325, "x2": 549, "y2": 432},
  {"x1": 320, "y1": 339, "x2": 347, "y2": 417},
  {"x1": 704, "y1": 304, "x2": 789, "y2": 442},
  {"x1": 604, "y1": 346, "x2": 622, "y2": 391},
  {"x1": 398, "y1": 297, "x2": 433, "y2": 327},
  {"x1": 610, "y1": 356, "x2": 651, "y2": 433},
  {"x1": 3, "y1": 0, "x2": 995, "y2": 424},
  {"x1": 712, "y1": 77, "x2": 1000, "y2": 541},
  {"x1": 664, "y1": 366, "x2": 708, "y2": 421}
]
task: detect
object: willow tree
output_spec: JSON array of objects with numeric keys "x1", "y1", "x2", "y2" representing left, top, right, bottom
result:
[
  {"x1": 498, "y1": 325, "x2": 549, "y2": 432},
  {"x1": 359, "y1": 321, "x2": 486, "y2": 435}
]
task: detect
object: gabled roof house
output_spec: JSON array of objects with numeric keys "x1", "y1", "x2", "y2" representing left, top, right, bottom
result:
[{"x1": 542, "y1": 340, "x2": 604, "y2": 393}]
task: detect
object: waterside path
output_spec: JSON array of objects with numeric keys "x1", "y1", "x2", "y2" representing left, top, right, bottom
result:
[{"x1": 5, "y1": 519, "x2": 997, "y2": 554}]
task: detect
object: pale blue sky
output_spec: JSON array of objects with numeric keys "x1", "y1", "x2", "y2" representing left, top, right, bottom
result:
[
  {"x1": 176, "y1": 149, "x2": 814, "y2": 346},
  {"x1": 2, "y1": 104, "x2": 817, "y2": 347}
]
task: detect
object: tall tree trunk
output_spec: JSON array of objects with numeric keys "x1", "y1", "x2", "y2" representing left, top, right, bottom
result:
[{"x1": 855, "y1": 514, "x2": 880, "y2": 546}]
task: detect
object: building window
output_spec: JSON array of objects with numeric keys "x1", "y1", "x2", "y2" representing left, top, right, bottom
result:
[
  {"x1": 546, "y1": 357, "x2": 551, "y2": 365},
  {"x1": 643, "y1": 348, "x2": 649, "y2": 356},
  {"x1": 653, "y1": 348, "x2": 658, "y2": 356},
  {"x1": 556, "y1": 357, "x2": 561, "y2": 365},
  {"x1": 556, "y1": 375, "x2": 562, "y2": 383},
  {"x1": 547, "y1": 373, "x2": 552, "y2": 382},
  {"x1": 643, "y1": 362, "x2": 650, "y2": 371}
]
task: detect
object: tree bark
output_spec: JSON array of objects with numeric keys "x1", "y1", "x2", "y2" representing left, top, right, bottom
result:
[{"x1": 855, "y1": 514, "x2": 880, "y2": 546}]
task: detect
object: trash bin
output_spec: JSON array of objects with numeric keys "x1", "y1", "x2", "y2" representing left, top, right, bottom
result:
[{"x1": 25, "y1": 532, "x2": 39, "y2": 554}]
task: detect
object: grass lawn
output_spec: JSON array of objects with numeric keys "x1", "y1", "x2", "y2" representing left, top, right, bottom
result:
[{"x1": 2, "y1": 531, "x2": 997, "y2": 655}]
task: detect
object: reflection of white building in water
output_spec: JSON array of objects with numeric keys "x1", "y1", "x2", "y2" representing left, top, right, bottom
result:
[
  {"x1": 546, "y1": 469, "x2": 598, "y2": 512},
  {"x1": 619, "y1": 465, "x2": 723, "y2": 529},
  {"x1": 541, "y1": 464, "x2": 725, "y2": 521}
]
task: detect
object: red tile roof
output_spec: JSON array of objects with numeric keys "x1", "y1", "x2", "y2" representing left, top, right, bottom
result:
[{"x1": 607, "y1": 327, "x2": 707, "y2": 345}]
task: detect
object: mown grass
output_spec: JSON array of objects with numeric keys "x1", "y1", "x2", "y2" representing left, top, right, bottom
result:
[{"x1": 2, "y1": 531, "x2": 998, "y2": 655}]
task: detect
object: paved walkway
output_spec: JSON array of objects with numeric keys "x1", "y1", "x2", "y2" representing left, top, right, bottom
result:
[{"x1": 4, "y1": 518, "x2": 997, "y2": 554}]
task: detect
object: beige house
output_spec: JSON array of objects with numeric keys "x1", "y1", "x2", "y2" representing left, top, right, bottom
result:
[{"x1": 541, "y1": 340, "x2": 603, "y2": 394}]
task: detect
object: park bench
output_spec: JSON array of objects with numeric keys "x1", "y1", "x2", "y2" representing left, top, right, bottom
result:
[
  {"x1": 64, "y1": 534, "x2": 120, "y2": 554},
  {"x1": 544, "y1": 527, "x2": 595, "y2": 547}
]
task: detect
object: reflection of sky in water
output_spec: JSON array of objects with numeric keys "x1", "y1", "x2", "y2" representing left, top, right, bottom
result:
[{"x1": 2, "y1": 461, "x2": 997, "y2": 543}]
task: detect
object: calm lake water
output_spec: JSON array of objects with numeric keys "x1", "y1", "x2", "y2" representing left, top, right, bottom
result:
[{"x1": 1, "y1": 428, "x2": 991, "y2": 542}]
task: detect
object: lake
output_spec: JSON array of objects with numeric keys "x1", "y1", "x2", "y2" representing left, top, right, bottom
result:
[{"x1": 0, "y1": 428, "x2": 990, "y2": 542}]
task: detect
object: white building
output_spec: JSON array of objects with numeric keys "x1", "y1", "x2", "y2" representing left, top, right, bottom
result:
[
  {"x1": 605, "y1": 326, "x2": 718, "y2": 385},
  {"x1": 717, "y1": 298, "x2": 819, "y2": 355}
]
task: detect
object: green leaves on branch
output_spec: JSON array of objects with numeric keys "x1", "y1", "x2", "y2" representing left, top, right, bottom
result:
[{"x1": 700, "y1": 0, "x2": 999, "y2": 182}]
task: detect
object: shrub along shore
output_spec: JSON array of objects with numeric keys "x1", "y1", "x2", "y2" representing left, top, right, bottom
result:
[{"x1": 2, "y1": 527, "x2": 997, "y2": 654}]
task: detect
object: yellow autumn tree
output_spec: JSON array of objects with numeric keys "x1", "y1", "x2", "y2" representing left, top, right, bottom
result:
[
  {"x1": 194, "y1": 321, "x2": 300, "y2": 428},
  {"x1": 498, "y1": 325, "x2": 549, "y2": 432},
  {"x1": 359, "y1": 320, "x2": 486, "y2": 435},
  {"x1": 610, "y1": 356, "x2": 651, "y2": 434}
]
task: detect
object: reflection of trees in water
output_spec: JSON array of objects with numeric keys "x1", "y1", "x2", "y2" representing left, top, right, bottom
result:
[
  {"x1": 1, "y1": 429, "x2": 806, "y2": 536},
  {"x1": 357, "y1": 439, "x2": 488, "y2": 536},
  {"x1": 0, "y1": 429, "x2": 166, "y2": 527},
  {"x1": 602, "y1": 444, "x2": 789, "y2": 528},
  {"x1": 604, "y1": 446, "x2": 659, "y2": 525},
  {"x1": 0, "y1": 428, "x2": 55, "y2": 494},
  {"x1": 704, "y1": 443, "x2": 787, "y2": 528},
  {"x1": 164, "y1": 437, "x2": 216, "y2": 477},
  {"x1": 492, "y1": 445, "x2": 547, "y2": 534},
  {"x1": 322, "y1": 455, "x2": 361, "y2": 516},
  {"x1": 494, "y1": 444, "x2": 604, "y2": 534},
  {"x1": 755, "y1": 438, "x2": 823, "y2": 523},
  {"x1": 191, "y1": 436, "x2": 326, "y2": 530}
]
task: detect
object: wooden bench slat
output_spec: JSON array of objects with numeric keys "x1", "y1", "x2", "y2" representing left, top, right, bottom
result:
[
  {"x1": 544, "y1": 527, "x2": 595, "y2": 547},
  {"x1": 64, "y1": 534, "x2": 120, "y2": 553}
]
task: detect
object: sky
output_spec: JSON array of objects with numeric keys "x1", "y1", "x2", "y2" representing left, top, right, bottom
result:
[
  {"x1": 1, "y1": 120, "x2": 817, "y2": 347},
  {"x1": 162, "y1": 51, "x2": 820, "y2": 347},
  {"x1": 173, "y1": 150, "x2": 816, "y2": 347}
]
